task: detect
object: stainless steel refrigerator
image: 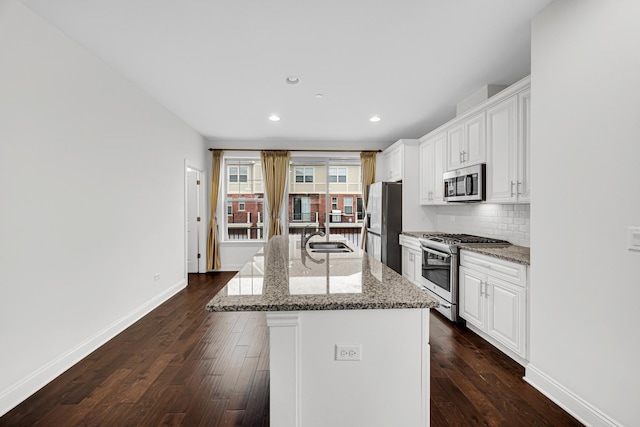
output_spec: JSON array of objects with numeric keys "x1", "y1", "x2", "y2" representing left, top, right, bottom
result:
[{"x1": 365, "y1": 181, "x2": 402, "y2": 274}]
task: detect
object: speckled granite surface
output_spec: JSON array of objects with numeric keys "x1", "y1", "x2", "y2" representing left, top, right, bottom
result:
[
  {"x1": 401, "y1": 231, "x2": 440, "y2": 239},
  {"x1": 206, "y1": 236, "x2": 439, "y2": 312},
  {"x1": 459, "y1": 244, "x2": 530, "y2": 265},
  {"x1": 402, "y1": 231, "x2": 530, "y2": 265}
]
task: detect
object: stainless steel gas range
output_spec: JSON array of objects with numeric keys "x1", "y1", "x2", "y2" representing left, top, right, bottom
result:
[{"x1": 417, "y1": 233, "x2": 509, "y2": 322}]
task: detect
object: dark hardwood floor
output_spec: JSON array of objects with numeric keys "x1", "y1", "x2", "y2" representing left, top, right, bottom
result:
[{"x1": 1, "y1": 272, "x2": 582, "y2": 426}]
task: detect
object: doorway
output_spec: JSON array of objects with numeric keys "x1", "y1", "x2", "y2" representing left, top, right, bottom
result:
[{"x1": 186, "y1": 164, "x2": 204, "y2": 274}]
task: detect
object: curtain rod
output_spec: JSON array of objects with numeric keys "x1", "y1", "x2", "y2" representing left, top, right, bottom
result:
[{"x1": 208, "y1": 148, "x2": 382, "y2": 153}]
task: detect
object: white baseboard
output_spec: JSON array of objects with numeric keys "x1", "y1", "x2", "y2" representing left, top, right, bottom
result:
[
  {"x1": 0, "y1": 278, "x2": 187, "y2": 417},
  {"x1": 524, "y1": 364, "x2": 621, "y2": 427}
]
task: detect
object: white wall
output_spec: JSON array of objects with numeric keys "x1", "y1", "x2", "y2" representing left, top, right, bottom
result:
[
  {"x1": 528, "y1": 1, "x2": 640, "y2": 426},
  {"x1": 0, "y1": 0, "x2": 207, "y2": 415}
]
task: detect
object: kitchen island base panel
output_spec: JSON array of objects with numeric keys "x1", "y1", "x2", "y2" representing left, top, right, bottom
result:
[{"x1": 267, "y1": 308, "x2": 430, "y2": 427}]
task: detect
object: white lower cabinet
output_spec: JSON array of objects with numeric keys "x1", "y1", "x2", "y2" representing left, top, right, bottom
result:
[
  {"x1": 459, "y1": 250, "x2": 528, "y2": 364},
  {"x1": 399, "y1": 235, "x2": 422, "y2": 286}
]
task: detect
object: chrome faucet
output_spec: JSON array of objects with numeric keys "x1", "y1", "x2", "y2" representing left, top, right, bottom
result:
[{"x1": 302, "y1": 225, "x2": 325, "y2": 248}]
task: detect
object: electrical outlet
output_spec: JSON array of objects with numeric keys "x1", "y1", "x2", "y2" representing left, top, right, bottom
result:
[
  {"x1": 335, "y1": 345, "x2": 362, "y2": 361},
  {"x1": 154, "y1": 273, "x2": 161, "y2": 281}
]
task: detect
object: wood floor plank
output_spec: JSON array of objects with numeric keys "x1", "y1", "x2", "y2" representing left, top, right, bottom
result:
[{"x1": 0, "y1": 272, "x2": 583, "y2": 427}]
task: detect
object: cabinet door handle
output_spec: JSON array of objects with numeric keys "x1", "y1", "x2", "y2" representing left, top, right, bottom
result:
[
  {"x1": 459, "y1": 152, "x2": 463, "y2": 163},
  {"x1": 480, "y1": 263, "x2": 492, "y2": 269},
  {"x1": 517, "y1": 181, "x2": 522, "y2": 195},
  {"x1": 462, "y1": 151, "x2": 466, "y2": 162},
  {"x1": 510, "y1": 181, "x2": 515, "y2": 197}
]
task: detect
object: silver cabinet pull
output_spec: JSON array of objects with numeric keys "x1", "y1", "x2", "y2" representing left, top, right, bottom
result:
[
  {"x1": 462, "y1": 151, "x2": 466, "y2": 162},
  {"x1": 517, "y1": 181, "x2": 522, "y2": 195}
]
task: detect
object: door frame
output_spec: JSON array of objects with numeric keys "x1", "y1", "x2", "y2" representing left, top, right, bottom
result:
[{"x1": 185, "y1": 159, "x2": 206, "y2": 276}]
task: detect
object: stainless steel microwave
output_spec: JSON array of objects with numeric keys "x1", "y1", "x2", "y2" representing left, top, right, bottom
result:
[{"x1": 443, "y1": 164, "x2": 486, "y2": 202}]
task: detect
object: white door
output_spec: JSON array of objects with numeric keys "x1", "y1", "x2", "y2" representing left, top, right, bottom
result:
[
  {"x1": 486, "y1": 95, "x2": 518, "y2": 203},
  {"x1": 446, "y1": 122, "x2": 464, "y2": 170},
  {"x1": 487, "y1": 277, "x2": 526, "y2": 357},
  {"x1": 459, "y1": 266, "x2": 486, "y2": 330},
  {"x1": 432, "y1": 132, "x2": 445, "y2": 202},
  {"x1": 401, "y1": 246, "x2": 414, "y2": 281},
  {"x1": 464, "y1": 112, "x2": 486, "y2": 166},
  {"x1": 187, "y1": 168, "x2": 200, "y2": 273}
]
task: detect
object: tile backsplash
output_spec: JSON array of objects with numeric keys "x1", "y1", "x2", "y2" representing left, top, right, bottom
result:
[{"x1": 436, "y1": 204, "x2": 530, "y2": 247}]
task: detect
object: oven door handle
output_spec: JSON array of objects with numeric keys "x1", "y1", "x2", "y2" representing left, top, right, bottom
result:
[{"x1": 421, "y1": 246, "x2": 451, "y2": 258}]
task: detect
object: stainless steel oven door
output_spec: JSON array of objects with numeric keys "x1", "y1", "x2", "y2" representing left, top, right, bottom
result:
[{"x1": 420, "y1": 245, "x2": 452, "y2": 301}]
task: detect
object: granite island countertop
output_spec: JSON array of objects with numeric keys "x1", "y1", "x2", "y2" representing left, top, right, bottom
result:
[{"x1": 206, "y1": 235, "x2": 439, "y2": 312}]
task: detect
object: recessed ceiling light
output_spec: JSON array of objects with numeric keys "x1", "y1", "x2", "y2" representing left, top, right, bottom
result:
[
  {"x1": 285, "y1": 76, "x2": 300, "y2": 85},
  {"x1": 269, "y1": 114, "x2": 281, "y2": 122},
  {"x1": 369, "y1": 115, "x2": 381, "y2": 122},
  {"x1": 315, "y1": 93, "x2": 324, "y2": 99}
]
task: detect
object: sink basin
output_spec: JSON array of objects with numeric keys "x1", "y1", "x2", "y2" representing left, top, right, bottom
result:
[{"x1": 308, "y1": 241, "x2": 353, "y2": 253}]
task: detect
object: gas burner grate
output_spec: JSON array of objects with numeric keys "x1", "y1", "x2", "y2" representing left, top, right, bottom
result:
[{"x1": 422, "y1": 233, "x2": 509, "y2": 245}]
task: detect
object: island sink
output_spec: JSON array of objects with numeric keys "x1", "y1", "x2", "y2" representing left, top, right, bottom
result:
[{"x1": 307, "y1": 241, "x2": 353, "y2": 253}]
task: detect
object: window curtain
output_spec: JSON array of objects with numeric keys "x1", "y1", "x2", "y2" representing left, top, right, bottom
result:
[
  {"x1": 261, "y1": 150, "x2": 290, "y2": 239},
  {"x1": 360, "y1": 151, "x2": 377, "y2": 248},
  {"x1": 207, "y1": 150, "x2": 223, "y2": 270}
]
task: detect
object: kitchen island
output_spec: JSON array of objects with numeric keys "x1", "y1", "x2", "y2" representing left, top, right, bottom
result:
[{"x1": 206, "y1": 235, "x2": 438, "y2": 427}]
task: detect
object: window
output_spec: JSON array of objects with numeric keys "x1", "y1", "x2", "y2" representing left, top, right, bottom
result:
[
  {"x1": 329, "y1": 167, "x2": 347, "y2": 183},
  {"x1": 225, "y1": 159, "x2": 264, "y2": 240},
  {"x1": 229, "y1": 166, "x2": 248, "y2": 183},
  {"x1": 357, "y1": 197, "x2": 364, "y2": 220},
  {"x1": 288, "y1": 159, "x2": 363, "y2": 246},
  {"x1": 292, "y1": 196, "x2": 311, "y2": 221},
  {"x1": 344, "y1": 196, "x2": 353, "y2": 215},
  {"x1": 295, "y1": 167, "x2": 313, "y2": 183}
]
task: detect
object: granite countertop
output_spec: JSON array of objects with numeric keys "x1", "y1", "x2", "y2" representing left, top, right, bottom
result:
[
  {"x1": 401, "y1": 231, "x2": 440, "y2": 239},
  {"x1": 458, "y1": 244, "x2": 530, "y2": 265},
  {"x1": 402, "y1": 231, "x2": 530, "y2": 265},
  {"x1": 206, "y1": 235, "x2": 439, "y2": 312}
]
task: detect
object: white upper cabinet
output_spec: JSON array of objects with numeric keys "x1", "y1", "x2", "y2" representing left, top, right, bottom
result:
[
  {"x1": 445, "y1": 111, "x2": 486, "y2": 171},
  {"x1": 486, "y1": 85, "x2": 531, "y2": 203},
  {"x1": 419, "y1": 131, "x2": 446, "y2": 205},
  {"x1": 384, "y1": 144, "x2": 404, "y2": 182},
  {"x1": 517, "y1": 88, "x2": 531, "y2": 202},
  {"x1": 418, "y1": 75, "x2": 530, "y2": 205},
  {"x1": 486, "y1": 96, "x2": 518, "y2": 202}
]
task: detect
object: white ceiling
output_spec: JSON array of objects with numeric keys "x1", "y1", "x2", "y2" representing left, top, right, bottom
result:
[{"x1": 19, "y1": 0, "x2": 553, "y2": 148}]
